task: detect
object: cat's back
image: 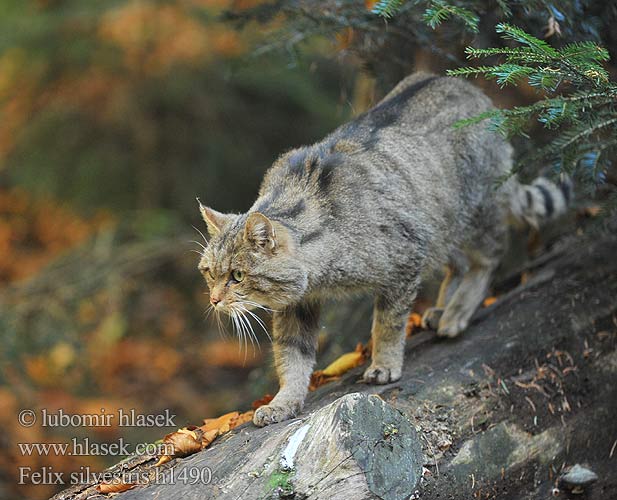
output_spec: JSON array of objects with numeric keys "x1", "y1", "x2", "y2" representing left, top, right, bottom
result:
[{"x1": 336, "y1": 72, "x2": 493, "y2": 144}]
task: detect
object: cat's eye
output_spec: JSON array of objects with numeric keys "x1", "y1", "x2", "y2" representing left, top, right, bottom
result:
[{"x1": 231, "y1": 269, "x2": 244, "y2": 282}]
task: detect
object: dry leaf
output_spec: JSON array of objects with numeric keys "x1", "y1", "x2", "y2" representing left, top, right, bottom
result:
[
  {"x1": 483, "y1": 296, "x2": 498, "y2": 307},
  {"x1": 200, "y1": 428, "x2": 219, "y2": 447},
  {"x1": 251, "y1": 394, "x2": 273, "y2": 409},
  {"x1": 202, "y1": 411, "x2": 240, "y2": 433},
  {"x1": 96, "y1": 481, "x2": 136, "y2": 493},
  {"x1": 155, "y1": 426, "x2": 219, "y2": 466},
  {"x1": 163, "y1": 426, "x2": 204, "y2": 457},
  {"x1": 406, "y1": 312, "x2": 422, "y2": 336},
  {"x1": 581, "y1": 205, "x2": 602, "y2": 217},
  {"x1": 310, "y1": 343, "x2": 369, "y2": 390},
  {"x1": 309, "y1": 372, "x2": 337, "y2": 391},
  {"x1": 321, "y1": 348, "x2": 366, "y2": 377},
  {"x1": 154, "y1": 455, "x2": 172, "y2": 467},
  {"x1": 232, "y1": 410, "x2": 254, "y2": 427}
]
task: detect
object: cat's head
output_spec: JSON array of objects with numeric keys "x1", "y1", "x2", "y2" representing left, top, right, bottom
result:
[{"x1": 196, "y1": 201, "x2": 308, "y2": 314}]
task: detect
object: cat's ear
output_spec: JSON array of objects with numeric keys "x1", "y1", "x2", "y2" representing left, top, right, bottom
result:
[
  {"x1": 197, "y1": 198, "x2": 231, "y2": 237},
  {"x1": 244, "y1": 212, "x2": 277, "y2": 252}
]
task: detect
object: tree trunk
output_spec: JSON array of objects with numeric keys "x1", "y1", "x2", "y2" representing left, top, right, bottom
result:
[{"x1": 52, "y1": 231, "x2": 617, "y2": 500}]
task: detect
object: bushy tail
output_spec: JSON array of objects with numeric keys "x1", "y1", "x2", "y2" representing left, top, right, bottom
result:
[{"x1": 510, "y1": 176, "x2": 573, "y2": 229}]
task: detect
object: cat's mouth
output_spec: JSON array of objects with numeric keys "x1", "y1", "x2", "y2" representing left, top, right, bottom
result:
[
  {"x1": 211, "y1": 299, "x2": 272, "y2": 343},
  {"x1": 213, "y1": 298, "x2": 271, "y2": 315}
]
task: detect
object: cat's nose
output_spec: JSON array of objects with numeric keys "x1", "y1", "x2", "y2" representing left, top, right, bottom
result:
[{"x1": 210, "y1": 296, "x2": 221, "y2": 306}]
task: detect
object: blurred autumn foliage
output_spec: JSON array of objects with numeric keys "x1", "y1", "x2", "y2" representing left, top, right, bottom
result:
[
  {"x1": 0, "y1": 1, "x2": 354, "y2": 499},
  {"x1": 0, "y1": 187, "x2": 112, "y2": 284},
  {"x1": 0, "y1": 0, "x2": 350, "y2": 213}
]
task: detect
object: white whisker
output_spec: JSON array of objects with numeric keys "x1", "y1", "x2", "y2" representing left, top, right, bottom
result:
[
  {"x1": 234, "y1": 308, "x2": 251, "y2": 363},
  {"x1": 242, "y1": 300, "x2": 280, "y2": 314},
  {"x1": 190, "y1": 240, "x2": 207, "y2": 252},
  {"x1": 238, "y1": 304, "x2": 272, "y2": 344},
  {"x1": 214, "y1": 309, "x2": 231, "y2": 339},
  {"x1": 192, "y1": 225, "x2": 209, "y2": 246},
  {"x1": 229, "y1": 309, "x2": 243, "y2": 356},
  {"x1": 232, "y1": 305, "x2": 258, "y2": 356},
  {"x1": 236, "y1": 307, "x2": 259, "y2": 353}
]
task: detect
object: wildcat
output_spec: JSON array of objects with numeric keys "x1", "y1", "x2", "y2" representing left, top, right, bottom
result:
[{"x1": 196, "y1": 73, "x2": 570, "y2": 427}]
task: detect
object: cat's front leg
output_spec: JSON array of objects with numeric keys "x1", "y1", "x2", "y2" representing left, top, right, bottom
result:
[
  {"x1": 363, "y1": 290, "x2": 416, "y2": 385},
  {"x1": 253, "y1": 300, "x2": 320, "y2": 427}
]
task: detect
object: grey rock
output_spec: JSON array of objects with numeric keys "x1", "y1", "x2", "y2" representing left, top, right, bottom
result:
[
  {"x1": 561, "y1": 464, "x2": 598, "y2": 489},
  {"x1": 115, "y1": 392, "x2": 423, "y2": 500}
]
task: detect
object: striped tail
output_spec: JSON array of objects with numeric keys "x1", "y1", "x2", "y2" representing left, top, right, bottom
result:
[{"x1": 510, "y1": 176, "x2": 573, "y2": 229}]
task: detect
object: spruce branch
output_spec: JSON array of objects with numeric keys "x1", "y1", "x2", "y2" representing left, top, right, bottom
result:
[
  {"x1": 422, "y1": 1, "x2": 479, "y2": 32},
  {"x1": 448, "y1": 24, "x2": 616, "y2": 188}
]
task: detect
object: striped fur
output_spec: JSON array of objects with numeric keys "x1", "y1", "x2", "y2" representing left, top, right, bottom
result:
[
  {"x1": 196, "y1": 73, "x2": 572, "y2": 427},
  {"x1": 510, "y1": 176, "x2": 573, "y2": 229}
]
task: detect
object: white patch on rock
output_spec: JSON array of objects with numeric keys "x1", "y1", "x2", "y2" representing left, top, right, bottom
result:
[{"x1": 280, "y1": 423, "x2": 310, "y2": 470}]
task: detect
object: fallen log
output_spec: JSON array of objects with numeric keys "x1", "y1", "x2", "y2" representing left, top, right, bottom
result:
[{"x1": 52, "y1": 230, "x2": 617, "y2": 500}]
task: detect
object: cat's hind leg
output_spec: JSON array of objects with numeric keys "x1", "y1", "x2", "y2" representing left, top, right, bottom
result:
[
  {"x1": 437, "y1": 229, "x2": 505, "y2": 338},
  {"x1": 421, "y1": 263, "x2": 463, "y2": 330},
  {"x1": 363, "y1": 286, "x2": 417, "y2": 384}
]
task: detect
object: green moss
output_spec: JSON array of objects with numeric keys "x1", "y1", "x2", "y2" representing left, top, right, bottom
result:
[{"x1": 267, "y1": 469, "x2": 294, "y2": 498}]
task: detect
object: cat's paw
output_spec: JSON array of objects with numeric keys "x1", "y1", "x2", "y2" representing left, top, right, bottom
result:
[
  {"x1": 436, "y1": 318, "x2": 467, "y2": 338},
  {"x1": 421, "y1": 307, "x2": 444, "y2": 330},
  {"x1": 253, "y1": 403, "x2": 298, "y2": 427},
  {"x1": 362, "y1": 364, "x2": 402, "y2": 385}
]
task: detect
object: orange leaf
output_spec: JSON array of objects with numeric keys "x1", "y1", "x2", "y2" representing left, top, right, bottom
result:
[
  {"x1": 251, "y1": 394, "x2": 273, "y2": 409},
  {"x1": 231, "y1": 410, "x2": 254, "y2": 428},
  {"x1": 309, "y1": 372, "x2": 339, "y2": 391},
  {"x1": 163, "y1": 426, "x2": 204, "y2": 456},
  {"x1": 155, "y1": 425, "x2": 219, "y2": 466},
  {"x1": 154, "y1": 455, "x2": 172, "y2": 467},
  {"x1": 406, "y1": 312, "x2": 422, "y2": 336},
  {"x1": 321, "y1": 350, "x2": 366, "y2": 378},
  {"x1": 201, "y1": 428, "x2": 219, "y2": 447},
  {"x1": 96, "y1": 482, "x2": 136, "y2": 493},
  {"x1": 201, "y1": 411, "x2": 239, "y2": 433},
  {"x1": 482, "y1": 296, "x2": 498, "y2": 307},
  {"x1": 309, "y1": 343, "x2": 369, "y2": 390}
]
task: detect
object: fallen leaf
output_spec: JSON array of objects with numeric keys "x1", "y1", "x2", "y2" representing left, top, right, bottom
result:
[
  {"x1": 321, "y1": 348, "x2": 366, "y2": 378},
  {"x1": 310, "y1": 343, "x2": 369, "y2": 390},
  {"x1": 153, "y1": 455, "x2": 172, "y2": 467},
  {"x1": 251, "y1": 394, "x2": 273, "y2": 409},
  {"x1": 200, "y1": 428, "x2": 220, "y2": 447},
  {"x1": 96, "y1": 481, "x2": 136, "y2": 493},
  {"x1": 581, "y1": 205, "x2": 602, "y2": 217},
  {"x1": 406, "y1": 312, "x2": 422, "y2": 336},
  {"x1": 309, "y1": 372, "x2": 339, "y2": 391},
  {"x1": 202, "y1": 411, "x2": 239, "y2": 433},
  {"x1": 483, "y1": 296, "x2": 498, "y2": 307},
  {"x1": 232, "y1": 410, "x2": 254, "y2": 427},
  {"x1": 154, "y1": 425, "x2": 219, "y2": 466},
  {"x1": 163, "y1": 426, "x2": 204, "y2": 457},
  {"x1": 155, "y1": 408, "x2": 257, "y2": 466}
]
